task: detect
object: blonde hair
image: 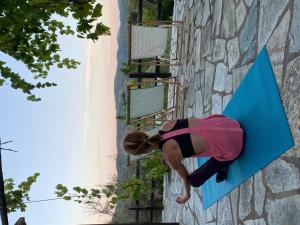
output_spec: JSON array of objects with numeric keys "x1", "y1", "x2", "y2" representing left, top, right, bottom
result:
[{"x1": 123, "y1": 130, "x2": 160, "y2": 155}]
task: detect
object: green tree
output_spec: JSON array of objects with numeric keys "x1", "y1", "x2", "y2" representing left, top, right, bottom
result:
[
  {"x1": 56, "y1": 152, "x2": 168, "y2": 216},
  {"x1": 0, "y1": 0, "x2": 110, "y2": 101},
  {"x1": 55, "y1": 178, "x2": 151, "y2": 216},
  {"x1": 4, "y1": 172, "x2": 40, "y2": 212}
]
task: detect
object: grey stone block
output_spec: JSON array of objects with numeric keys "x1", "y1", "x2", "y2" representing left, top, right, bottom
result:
[
  {"x1": 225, "y1": 74, "x2": 233, "y2": 93},
  {"x1": 212, "y1": 0, "x2": 222, "y2": 35},
  {"x1": 281, "y1": 56, "x2": 300, "y2": 154},
  {"x1": 211, "y1": 39, "x2": 226, "y2": 62},
  {"x1": 238, "y1": 177, "x2": 253, "y2": 221},
  {"x1": 265, "y1": 195, "x2": 300, "y2": 225},
  {"x1": 254, "y1": 171, "x2": 265, "y2": 216},
  {"x1": 214, "y1": 63, "x2": 228, "y2": 92},
  {"x1": 201, "y1": 21, "x2": 212, "y2": 57},
  {"x1": 264, "y1": 159, "x2": 300, "y2": 193},
  {"x1": 195, "y1": 28, "x2": 202, "y2": 72},
  {"x1": 217, "y1": 196, "x2": 234, "y2": 225},
  {"x1": 204, "y1": 61, "x2": 215, "y2": 106},
  {"x1": 230, "y1": 187, "x2": 239, "y2": 225},
  {"x1": 244, "y1": 218, "x2": 266, "y2": 225},
  {"x1": 258, "y1": 0, "x2": 289, "y2": 51},
  {"x1": 195, "y1": 89, "x2": 204, "y2": 118},
  {"x1": 227, "y1": 37, "x2": 240, "y2": 70},
  {"x1": 239, "y1": 0, "x2": 257, "y2": 53},
  {"x1": 195, "y1": 0, "x2": 203, "y2": 27},
  {"x1": 241, "y1": 39, "x2": 256, "y2": 65},
  {"x1": 236, "y1": 0, "x2": 246, "y2": 31},
  {"x1": 289, "y1": 0, "x2": 300, "y2": 52},
  {"x1": 220, "y1": 0, "x2": 236, "y2": 38},
  {"x1": 202, "y1": 0, "x2": 211, "y2": 27},
  {"x1": 267, "y1": 9, "x2": 290, "y2": 88},
  {"x1": 212, "y1": 93, "x2": 222, "y2": 114}
]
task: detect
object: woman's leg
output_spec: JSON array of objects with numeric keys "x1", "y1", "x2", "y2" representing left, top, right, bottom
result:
[
  {"x1": 216, "y1": 166, "x2": 229, "y2": 183},
  {"x1": 189, "y1": 157, "x2": 234, "y2": 187}
]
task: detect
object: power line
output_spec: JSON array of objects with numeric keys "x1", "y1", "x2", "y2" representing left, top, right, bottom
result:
[
  {"x1": 0, "y1": 140, "x2": 18, "y2": 152},
  {"x1": 24, "y1": 197, "x2": 64, "y2": 204}
]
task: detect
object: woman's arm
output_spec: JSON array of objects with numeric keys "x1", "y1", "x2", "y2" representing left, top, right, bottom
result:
[
  {"x1": 162, "y1": 141, "x2": 191, "y2": 204},
  {"x1": 172, "y1": 161, "x2": 191, "y2": 204}
]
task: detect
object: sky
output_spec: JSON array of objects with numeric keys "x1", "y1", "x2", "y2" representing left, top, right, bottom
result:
[{"x1": 0, "y1": 1, "x2": 119, "y2": 224}]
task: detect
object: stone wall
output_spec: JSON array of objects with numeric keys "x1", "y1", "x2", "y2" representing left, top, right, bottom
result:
[{"x1": 163, "y1": 0, "x2": 300, "y2": 225}]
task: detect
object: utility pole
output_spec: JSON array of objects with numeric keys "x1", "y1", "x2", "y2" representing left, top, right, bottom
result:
[
  {"x1": 0, "y1": 139, "x2": 17, "y2": 225},
  {"x1": 0, "y1": 139, "x2": 9, "y2": 225}
]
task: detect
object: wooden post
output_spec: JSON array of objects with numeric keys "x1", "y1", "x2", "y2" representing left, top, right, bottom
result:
[
  {"x1": 138, "y1": 0, "x2": 143, "y2": 22},
  {"x1": 135, "y1": 1, "x2": 143, "y2": 220},
  {"x1": 135, "y1": 160, "x2": 140, "y2": 223},
  {"x1": 149, "y1": 179, "x2": 155, "y2": 223},
  {"x1": 137, "y1": 0, "x2": 143, "y2": 78},
  {"x1": 129, "y1": 72, "x2": 171, "y2": 79},
  {"x1": 156, "y1": 0, "x2": 163, "y2": 80},
  {"x1": 129, "y1": 206, "x2": 164, "y2": 211},
  {"x1": 82, "y1": 223, "x2": 179, "y2": 225},
  {"x1": 157, "y1": 0, "x2": 162, "y2": 20}
]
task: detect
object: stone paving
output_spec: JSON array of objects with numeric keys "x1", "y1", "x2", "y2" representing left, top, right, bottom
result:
[{"x1": 162, "y1": 1, "x2": 300, "y2": 225}]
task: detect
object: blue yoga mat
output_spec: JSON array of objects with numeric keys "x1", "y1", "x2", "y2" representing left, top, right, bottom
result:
[{"x1": 197, "y1": 47, "x2": 295, "y2": 209}]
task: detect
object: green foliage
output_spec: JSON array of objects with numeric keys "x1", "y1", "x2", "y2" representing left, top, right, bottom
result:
[
  {"x1": 56, "y1": 153, "x2": 167, "y2": 216},
  {"x1": 122, "y1": 177, "x2": 151, "y2": 200},
  {"x1": 143, "y1": 7, "x2": 156, "y2": 21},
  {"x1": 141, "y1": 151, "x2": 168, "y2": 181},
  {"x1": 4, "y1": 172, "x2": 40, "y2": 212},
  {"x1": 116, "y1": 91, "x2": 128, "y2": 122},
  {"x1": 120, "y1": 63, "x2": 136, "y2": 74},
  {"x1": 73, "y1": 177, "x2": 151, "y2": 209},
  {"x1": 127, "y1": 0, "x2": 174, "y2": 21},
  {"x1": 0, "y1": 0, "x2": 110, "y2": 101},
  {"x1": 127, "y1": 0, "x2": 138, "y2": 11},
  {"x1": 55, "y1": 183, "x2": 116, "y2": 215}
]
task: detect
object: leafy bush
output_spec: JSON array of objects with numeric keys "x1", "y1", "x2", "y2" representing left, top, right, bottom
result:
[{"x1": 141, "y1": 151, "x2": 168, "y2": 181}]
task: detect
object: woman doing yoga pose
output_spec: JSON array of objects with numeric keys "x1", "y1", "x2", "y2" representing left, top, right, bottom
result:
[{"x1": 123, "y1": 114, "x2": 244, "y2": 204}]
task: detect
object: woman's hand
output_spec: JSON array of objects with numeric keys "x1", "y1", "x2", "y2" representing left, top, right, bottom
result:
[{"x1": 176, "y1": 193, "x2": 190, "y2": 204}]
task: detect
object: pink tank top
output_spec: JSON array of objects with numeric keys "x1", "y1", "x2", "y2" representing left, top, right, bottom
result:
[{"x1": 160, "y1": 115, "x2": 244, "y2": 161}]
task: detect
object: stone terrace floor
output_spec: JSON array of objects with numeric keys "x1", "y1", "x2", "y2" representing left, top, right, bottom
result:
[{"x1": 162, "y1": 0, "x2": 300, "y2": 225}]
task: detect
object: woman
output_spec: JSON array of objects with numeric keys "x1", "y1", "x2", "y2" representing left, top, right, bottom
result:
[{"x1": 123, "y1": 114, "x2": 243, "y2": 204}]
